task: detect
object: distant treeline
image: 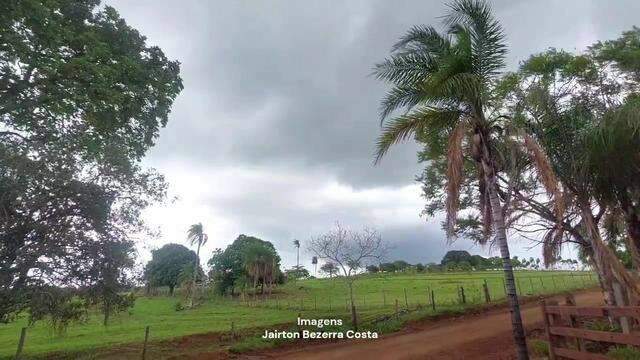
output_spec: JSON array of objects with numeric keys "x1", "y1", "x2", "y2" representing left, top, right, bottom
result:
[{"x1": 365, "y1": 250, "x2": 583, "y2": 273}]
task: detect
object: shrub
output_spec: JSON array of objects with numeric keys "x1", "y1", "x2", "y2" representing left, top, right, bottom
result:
[
  {"x1": 174, "y1": 301, "x2": 185, "y2": 312},
  {"x1": 528, "y1": 339, "x2": 549, "y2": 357},
  {"x1": 607, "y1": 347, "x2": 640, "y2": 360}
]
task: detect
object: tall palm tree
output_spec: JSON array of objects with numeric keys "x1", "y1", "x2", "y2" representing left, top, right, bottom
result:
[
  {"x1": 293, "y1": 239, "x2": 300, "y2": 270},
  {"x1": 312, "y1": 256, "x2": 318, "y2": 276},
  {"x1": 187, "y1": 223, "x2": 208, "y2": 306},
  {"x1": 373, "y1": 1, "x2": 528, "y2": 357}
]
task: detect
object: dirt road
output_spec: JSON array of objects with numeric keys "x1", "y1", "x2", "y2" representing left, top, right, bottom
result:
[{"x1": 251, "y1": 290, "x2": 602, "y2": 360}]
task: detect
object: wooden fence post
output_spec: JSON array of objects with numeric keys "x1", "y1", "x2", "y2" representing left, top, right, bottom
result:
[
  {"x1": 395, "y1": 299, "x2": 399, "y2": 319},
  {"x1": 404, "y1": 288, "x2": 408, "y2": 309},
  {"x1": 383, "y1": 291, "x2": 386, "y2": 307},
  {"x1": 482, "y1": 280, "x2": 491, "y2": 303},
  {"x1": 459, "y1": 286, "x2": 466, "y2": 304},
  {"x1": 529, "y1": 277, "x2": 534, "y2": 295},
  {"x1": 141, "y1": 326, "x2": 149, "y2": 360},
  {"x1": 540, "y1": 300, "x2": 556, "y2": 360},
  {"x1": 539, "y1": 277, "x2": 545, "y2": 291},
  {"x1": 502, "y1": 278, "x2": 507, "y2": 296},
  {"x1": 15, "y1": 327, "x2": 27, "y2": 360},
  {"x1": 328, "y1": 297, "x2": 331, "y2": 311},
  {"x1": 564, "y1": 294, "x2": 582, "y2": 351},
  {"x1": 431, "y1": 290, "x2": 436, "y2": 311}
]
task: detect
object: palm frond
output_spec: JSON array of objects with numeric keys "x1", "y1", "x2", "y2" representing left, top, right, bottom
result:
[
  {"x1": 392, "y1": 25, "x2": 451, "y2": 55},
  {"x1": 187, "y1": 223, "x2": 204, "y2": 246},
  {"x1": 522, "y1": 133, "x2": 564, "y2": 224},
  {"x1": 444, "y1": 0, "x2": 507, "y2": 80},
  {"x1": 372, "y1": 52, "x2": 439, "y2": 85},
  {"x1": 374, "y1": 107, "x2": 462, "y2": 164},
  {"x1": 445, "y1": 121, "x2": 467, "y2": 240}
]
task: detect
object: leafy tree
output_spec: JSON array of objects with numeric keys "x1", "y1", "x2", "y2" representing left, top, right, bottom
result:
[
  {"x1": 415, "y1": 263, "x2": 426, "y2": 272},
  {"x1": 208, "y1": 235, "x2": 281, "y2": 295},
  {"x1": 284, "y1": 265, "x2": 310, "y2": 280},
  {"x1": 0, "y1": 0, "x2": 182, "y2": 323},
  {"x1": 144, "y1": 244, "x2": 198, "y2": 296},
  {"x1": 500, "y1": 30, "x2": 640, "y2": 302},
  {"x1": 373, "y1": 1, "x2": 529, "y2": 355},
  {"x1": 320, "y1": 262, "x2": 338, "y2": 277},
  {"x1": 366, "y1": 265, "x2": 380, "y2": 273},
  {"x1": 244, "y1": 242, "x2": 279, "y2": 296},
  {"x1": 392, "y1": 260, "x2": 410, "y2": 272},
  {"x1": 441, "y1": 250, "x2": 472, "y2": 266},
  {"x1": 378, "y1": 262, "x2": 396, "y2": 272}
]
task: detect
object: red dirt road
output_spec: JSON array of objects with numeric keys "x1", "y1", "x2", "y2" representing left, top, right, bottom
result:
[{"x1": 249, "y1": 290, "x2": 602, "y2": 360}]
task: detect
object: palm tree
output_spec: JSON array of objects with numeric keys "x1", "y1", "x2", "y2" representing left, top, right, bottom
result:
[
  {"x1": 187, "y1": 223, "x2": 208, "y2": 306},
  {"x1": 293, "y1": 239, "x2": 300, "y2": 270},
  {"x1": 373, "y1": 1, "x2": 528, "y2": 357},
  {"x1": 311, "y1": 256, "x2": 318, "y2": 276}
]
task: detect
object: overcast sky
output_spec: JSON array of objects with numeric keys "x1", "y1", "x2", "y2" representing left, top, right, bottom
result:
[{"x1": 105, "y1": 0, "x2": 640, "y2": 269}]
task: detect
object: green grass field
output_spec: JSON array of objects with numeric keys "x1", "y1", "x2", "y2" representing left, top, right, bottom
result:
[{"x1": 0, "y1": 270, "x2": 596, "y2": 359}]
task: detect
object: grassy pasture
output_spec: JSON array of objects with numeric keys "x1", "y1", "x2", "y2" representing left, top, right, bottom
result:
[{"x1": 0, "y1": 270, "x2": 595, "y2": 358}]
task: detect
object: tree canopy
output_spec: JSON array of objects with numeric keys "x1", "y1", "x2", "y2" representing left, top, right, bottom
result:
[
  {"x1": 144, "y1": 244, "x2": 198, "y2": 295},
  {"x1": 0, "y1": 0, "x2": 182, "y2": 323},
  {"x1": 208, "y1": 235, "x2": 282, "y2": 295}
]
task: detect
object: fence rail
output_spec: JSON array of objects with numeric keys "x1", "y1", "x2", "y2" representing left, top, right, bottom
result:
[{"x1": 540, "y1": 296, "x2": 640, "y2": 360}]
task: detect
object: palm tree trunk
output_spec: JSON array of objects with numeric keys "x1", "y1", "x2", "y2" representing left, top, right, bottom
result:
[
  {"x1": 190, "y1": 239, "x2": 201, "y2": 308},
  {"x1": 484, "y1": 161, "x2": 529, "y2": 360}
]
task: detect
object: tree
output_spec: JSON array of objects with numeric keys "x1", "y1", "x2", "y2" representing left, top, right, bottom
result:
[
  {"x1": 144, "y1": 244, "x2": 198, "y2": 296},
  {"x1": 499, "y1": 32, "x2": 640, "y2": 303},
  {"x1": 244, "y1": 242, "x2": 279, "y2": 297},
  {"x1": 285, "y1": 266, "x2": 310, "y2": 280},
  {"x1": 379, "y1": 262, "x2": 397, "y2": 273},
  {"x1": 366, "y1": 265, "x2": 380, "y2": 273},
  {"x1": 0, "y1": 0, "x2": 182, "y2": 323},
  {"x1": 208, "y1": 235, "x2": 282, "y2": 295},
  {"x1": 373, "y1": 1, "x2": 529, "y2": 356},
  {"x1": 441, "y1": 251, "x2": 472, "y2": 266},
  {"x1": 293, "y1": 239, "x2": 301, "y2": 280},
  {"x1": 308, "y1": 223, "x2": 387, "y2": 331},
  {"x1": 415, "y1": 263, "x2": 426, "y2": 272},
  {"x1": 320, "y1": 262, "x2": 338, "y2": 277},
  {"x1": 392, "y1": 260, "x2": 410, "y2": 272},
  {"x1": 311, "y1": 256, "x2": 318, "y2": 276},
  {"x1": 186, "y1": 223, "x2": 207, "y2": 307}
]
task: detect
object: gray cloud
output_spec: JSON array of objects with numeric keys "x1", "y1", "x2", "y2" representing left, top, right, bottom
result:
[{"x1": 108, "y1": 0, "x2": 639, "y2": 267}]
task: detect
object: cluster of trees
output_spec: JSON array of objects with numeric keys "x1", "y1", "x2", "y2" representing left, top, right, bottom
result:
[
  {"x1": 0, "y1": 0, "x2": 182, "y2": 326},
  {"x1": 207, "y1": 235, "x2": 283, "y2": 297},
  {"x1": 144, "y1": 234, "x2": 286, "y2": 301},
  {"x1": 373, "y1": 0, "x2": 640, "y2": 357}
]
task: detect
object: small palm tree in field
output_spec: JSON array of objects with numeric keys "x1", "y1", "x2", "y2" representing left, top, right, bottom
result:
[
  {"x1": 312, "y1": 256, "x2": 318, "y2": 276},
  {"x1": 187, "y1": 223, "x2": 208, "y2": 306},
  {"x1": 293, "y1": 239, "x2": 301, "y2": 269},
  {"x1": 373, "y1": 0, "x2": 528, "y2": 357}
]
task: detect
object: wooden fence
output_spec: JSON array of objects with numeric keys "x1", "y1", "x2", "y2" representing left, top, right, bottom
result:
[{"x1": 540, "y1": 295, "x2": 640, "y2": 359}]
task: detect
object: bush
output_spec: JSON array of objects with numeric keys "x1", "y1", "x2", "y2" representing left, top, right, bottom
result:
[
  {"x1": 174, "y1": 301, "x2": 185, "y2": 312},
  {"x1": 528, "y1": 339, "x2": 549, "y2": 357},
  {"x1": 607, "y1": 347, "x2": 640, "y2": 360}
]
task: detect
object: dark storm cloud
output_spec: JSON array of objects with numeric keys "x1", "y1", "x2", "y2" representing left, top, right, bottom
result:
[{"x1": 107, "y1": 0, "x2": 640, "y2": 266}]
